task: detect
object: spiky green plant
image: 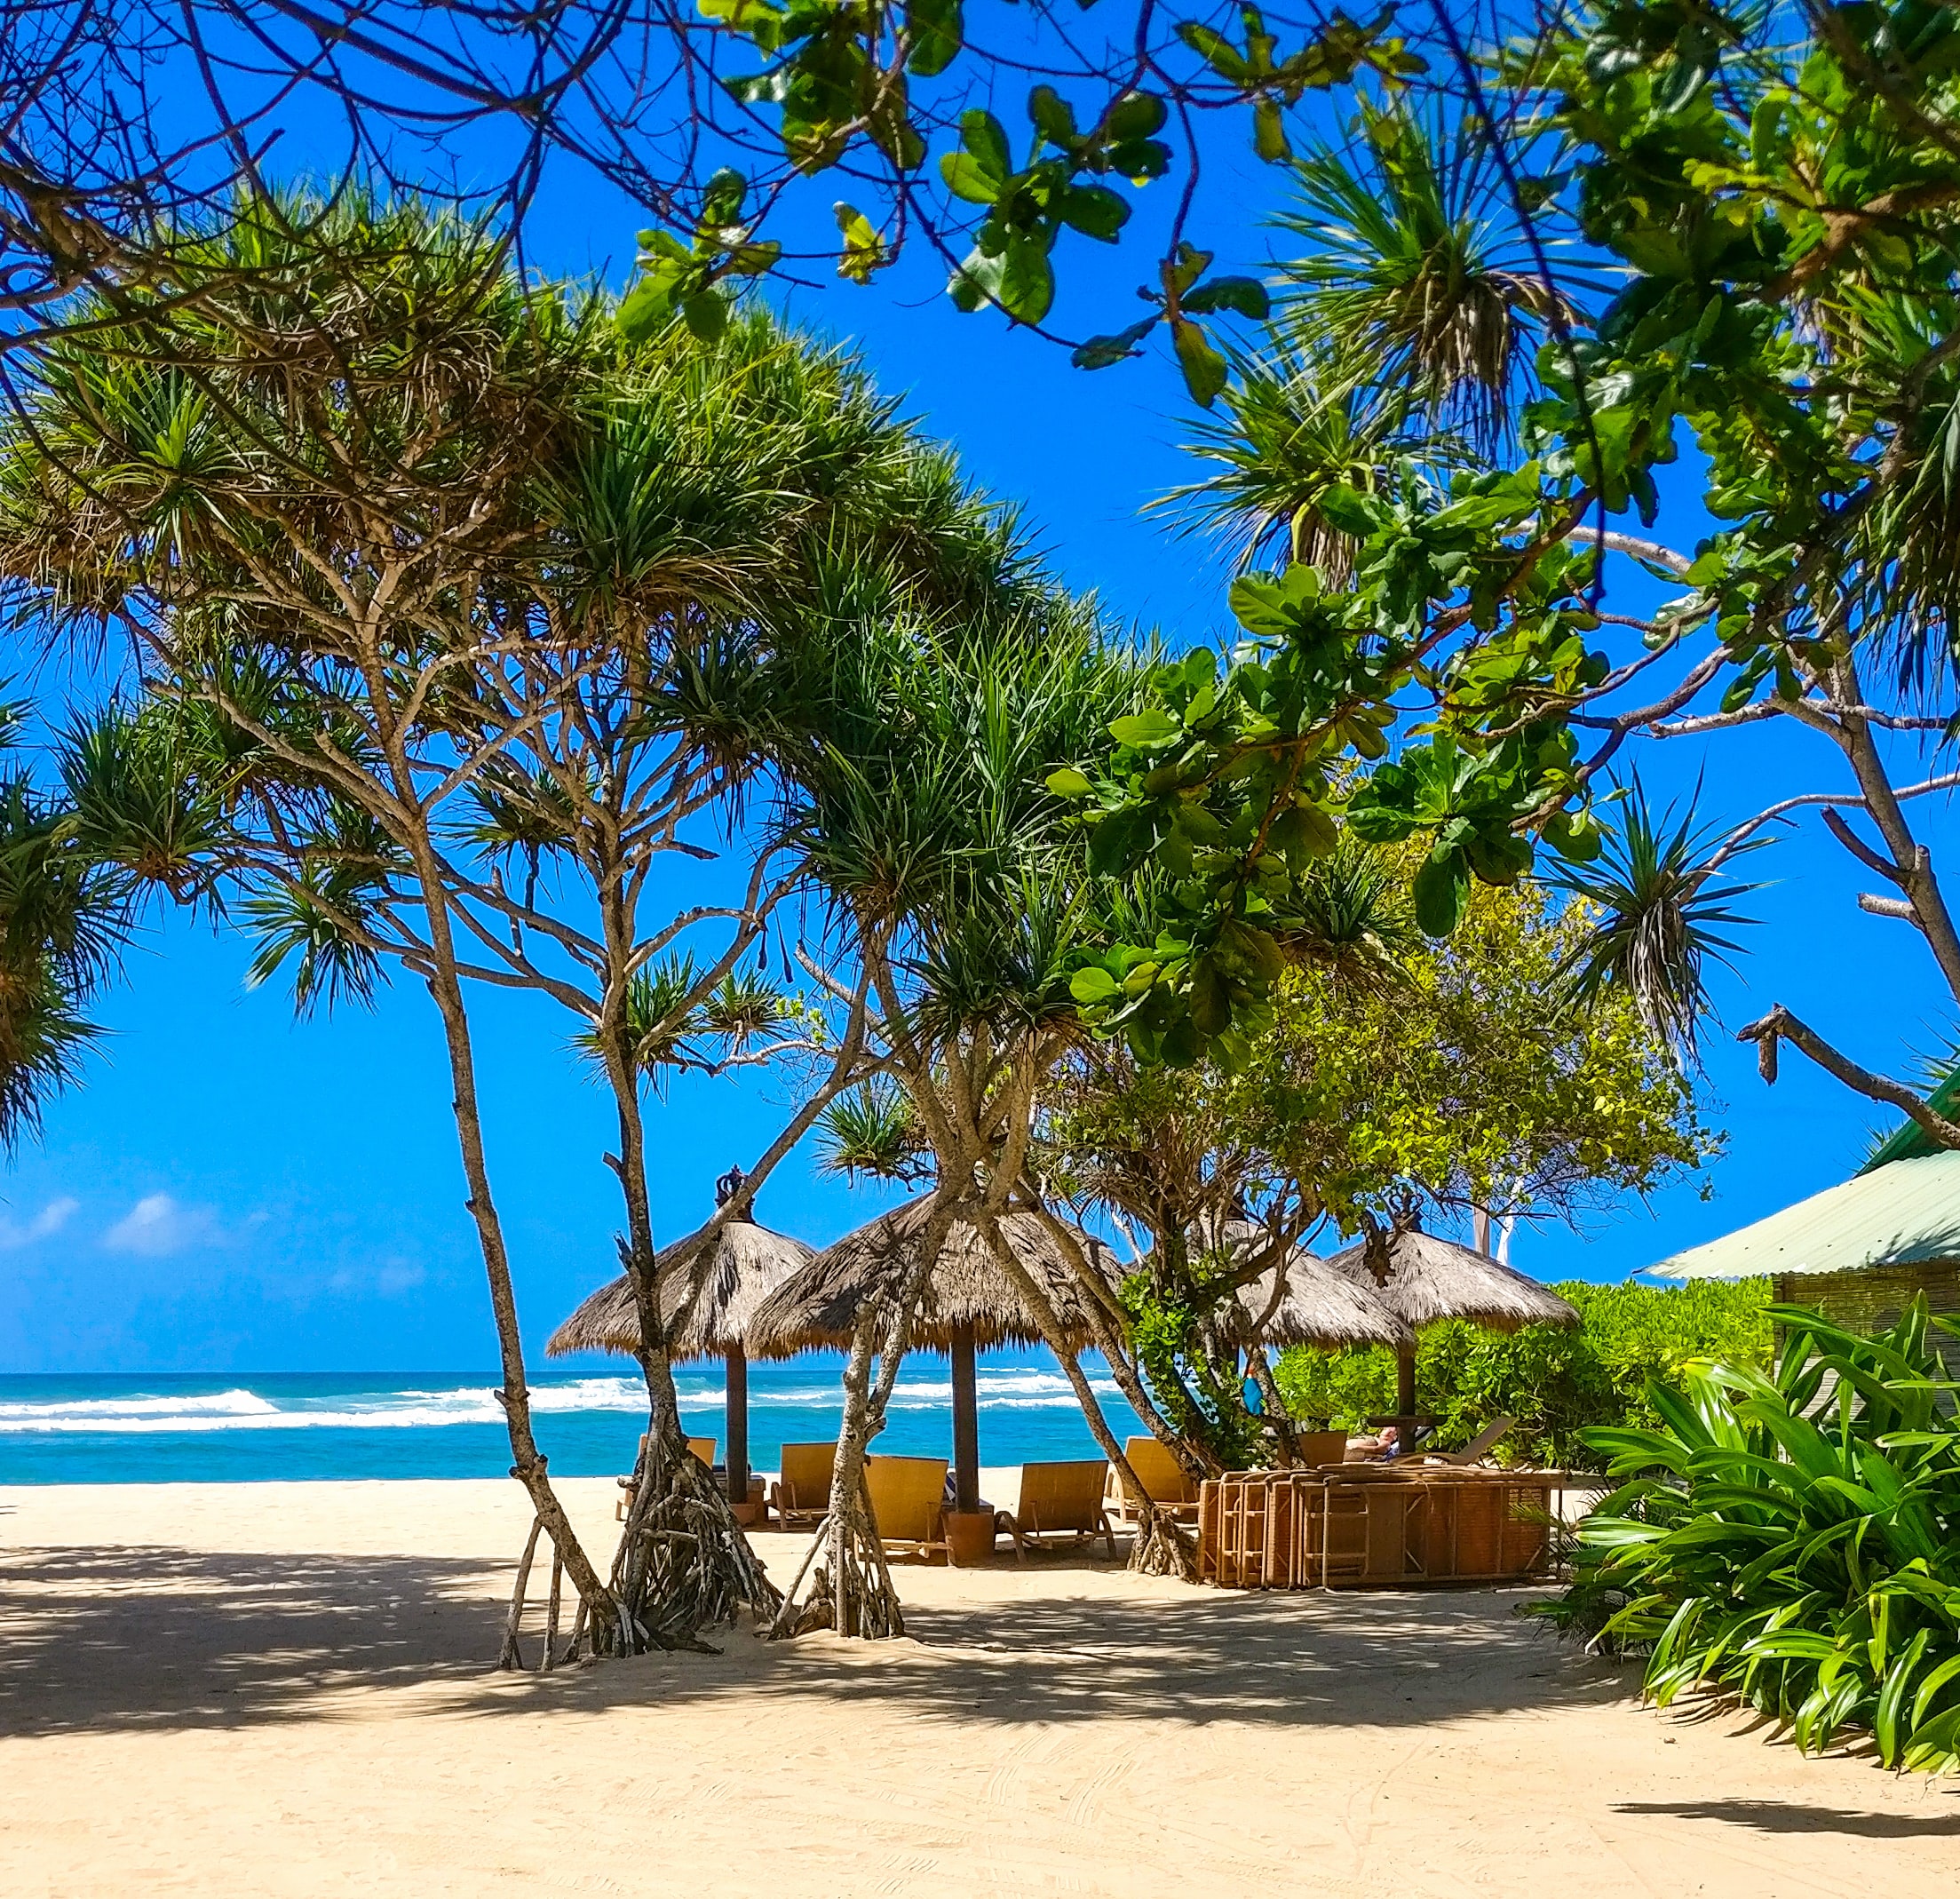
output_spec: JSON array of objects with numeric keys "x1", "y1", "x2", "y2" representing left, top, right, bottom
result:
[
  {"x1": 815, "y1": 1078, "x2": 928, "y2": 1182},
  {"x1": 1272, "y1": 102, "x2": 1586, "y2": 451},
  {"x1": 1538, "y1": 1299, "x2": 1960, "y2": 1775},
  {"x1": 1551, "y1": 778, "x2": 1765, "y2": 1062}
]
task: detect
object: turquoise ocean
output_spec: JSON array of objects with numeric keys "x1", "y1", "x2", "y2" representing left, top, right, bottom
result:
[{"x1": 0, "y1": 1348, "x2": 1142, "y2": 1484}]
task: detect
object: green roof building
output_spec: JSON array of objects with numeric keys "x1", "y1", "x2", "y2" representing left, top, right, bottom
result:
[{"x1": 1650, "y1": 1108, "x2": 1960, "y2": 1375}]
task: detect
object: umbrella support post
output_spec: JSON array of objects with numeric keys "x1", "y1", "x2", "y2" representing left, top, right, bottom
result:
[
  {"x1": 950, "y1": 1322, "x2": 980, "y2": 1514},
  {"x1": 726, "y1": 1346, "x2": 750, "y2": 1508}
]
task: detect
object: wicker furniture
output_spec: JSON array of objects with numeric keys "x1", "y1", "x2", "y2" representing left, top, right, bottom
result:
[{"x1": 1198, "y1": 1466, "x2": 1571, "y2": 1590}]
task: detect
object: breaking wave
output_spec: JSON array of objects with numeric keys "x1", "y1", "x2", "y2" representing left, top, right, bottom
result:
[{"x1": 0, "y1": 1366, "x2": 1119, "y2": 1434}]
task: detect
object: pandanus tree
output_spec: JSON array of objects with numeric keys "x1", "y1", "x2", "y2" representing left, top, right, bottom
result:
[
  {"x1": 414, "y1": 320, "x2": 1042, "y2": 1649},
  {"x1": 0, "y1": 708, "x2": 127, "y2": 1148},
  {"x1": 0, "y1": 191, "x2": 1078, "y2": 1650},
  {"x1": 0, "y1": 194, "x2": 634, "y2": 1639},
  {"x1": 759, "y1": 599, "x2": 1232, "y2": 1629}
]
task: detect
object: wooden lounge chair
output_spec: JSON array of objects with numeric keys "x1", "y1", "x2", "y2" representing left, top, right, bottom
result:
[
  {"x1": 863, "y1": 1454, "x2": 949, "y2": 1560},
  {"x1": 616, "y1": 1434, "x2": 722, "y2": 1519},
  {"x1": 1107, "y1": 1435, "x2": 1201, "y2": 1525},
  {"x1": 767, "y1": 1441, "x2": 837, "y2": 1529},
  {"x1": 996, "y1": 1459, "x2": 1115, "y2": 1560},
  {"x1": 1415, "y1": 1417, "x2": 1513, "y2": 1466}
]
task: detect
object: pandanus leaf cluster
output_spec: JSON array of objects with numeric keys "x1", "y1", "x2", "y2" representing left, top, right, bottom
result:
[{"x1": 1542, "y1": 1299, "x2": 1960, "y2": 1774}]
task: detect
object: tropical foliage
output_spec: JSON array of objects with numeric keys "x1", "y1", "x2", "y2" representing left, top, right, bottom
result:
[
  {"x1": 1276, "y1": 1275, "x2": 1774, "y2": 1470},
  {"x1": 1537, "y1": 1299, "x2": 1960, "y2": 1775}
]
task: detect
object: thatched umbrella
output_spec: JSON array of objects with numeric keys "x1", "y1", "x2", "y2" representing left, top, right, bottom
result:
[
  {"x1": 751, "y1": 1195, "x2": 1124, "y2": 1515},
  {"x1": 546, "y1": 1212, "x2": 815, "y2": 1508},
  {"x1": 1325, "y1": 1227, "x2": 1579, "y2": 1420},
  {"x1": 1218, "y1": 1221, "x2": 1412, "y2": 1350}
]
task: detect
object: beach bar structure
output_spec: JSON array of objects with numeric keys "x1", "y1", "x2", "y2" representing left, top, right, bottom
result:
[
  {"x1": 1647, "y1": 1146, "x2": 1960, "y2": 1378},
  {"x1": 547, "y1": 1215, "x2": 815, "y2": 1514}
]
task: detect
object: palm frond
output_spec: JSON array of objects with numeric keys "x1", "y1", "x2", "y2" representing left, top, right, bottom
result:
[{"x1": 1550, "y1": 778, "x2": 1766, "y2": 1061}]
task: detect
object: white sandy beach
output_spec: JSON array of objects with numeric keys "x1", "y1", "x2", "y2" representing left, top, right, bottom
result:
[{"x1": 1, "y1": 1474, "x2": 1955, "y2": 1897}]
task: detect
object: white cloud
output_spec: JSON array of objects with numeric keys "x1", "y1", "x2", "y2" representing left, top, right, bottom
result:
[
  {"x1": 0, "y1": 1196, "x2": 78, "y2": 1250},
  {"x1": 103, "y1": 1193, "x2": 223, "y2": 1258}
]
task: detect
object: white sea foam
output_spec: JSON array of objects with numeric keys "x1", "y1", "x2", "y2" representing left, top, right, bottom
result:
[{"x1": 0, "y1": 1366, "x2": 1122, "y2": 1434}]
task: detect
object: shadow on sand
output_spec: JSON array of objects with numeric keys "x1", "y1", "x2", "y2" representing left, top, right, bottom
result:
[
  {"x1": 1614, "y1": 1800, "x2": 1960, "y2": 1839},
  {"x1": 0, "y1": 1535, "x2": 1631, "y2": 1741}
]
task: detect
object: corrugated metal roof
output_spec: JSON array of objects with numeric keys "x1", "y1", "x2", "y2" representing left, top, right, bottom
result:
[{"x1": 1647, "y1": 1150, "x2": 1960, "y2": 1280}]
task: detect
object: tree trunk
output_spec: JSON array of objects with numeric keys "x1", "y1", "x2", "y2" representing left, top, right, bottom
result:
[
  {"x1": 591, "y1": 869, "x2": 778, "y2": 1645},
  {"x1": 770, "y1": 1196, "x2": 959, "y2": 1641},
  {"x1": 973, "y1": 1208, "x2": 1198, "y2": 1581},
  {"x1": 409, "y1": 850, "x2": 615, "y2": 1646}
]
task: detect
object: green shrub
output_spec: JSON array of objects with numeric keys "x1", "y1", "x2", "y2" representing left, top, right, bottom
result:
[
  {"x1": 1535, "y1": 1300, "x2": 1960, "y2": 1775},
  {"x1": 1273, "y1": 1276, "x2": 1774, "y2": 1468}
]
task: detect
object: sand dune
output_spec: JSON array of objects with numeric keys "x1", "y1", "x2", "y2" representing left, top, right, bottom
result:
[{"x1": 1, "y1": 1477, "x2": 1955, "y2": 1896}]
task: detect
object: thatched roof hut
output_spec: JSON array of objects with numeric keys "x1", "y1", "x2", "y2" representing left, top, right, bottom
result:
[
  {"x1": 750, "y1": 1195, "x2": 1124, "y2": 1355},
  {"x1": 545, "y1": 1213, "x2": 816, "y2": 1512},
  {"x1": 1219, "y1": 1224, "x2": 1412, "y2": 1348},
  {"x1": 1323, "y1": 1226, "x2": 1578, "y2": 1423},
  {"x1": 545, "y1": 1219, "x2": 816, "y2": 1363},
  {"x1": 1324, "y1": 1228, "x2": 1579, "y2": 1332}
]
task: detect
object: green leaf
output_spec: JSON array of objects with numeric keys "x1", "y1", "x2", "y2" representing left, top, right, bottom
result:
[
  {"x1": 998, "y1": 235, "x2": 1055, "y2": 325},
  {"x1": 1108, "y1": 709, "x2": 1182, "y2": 749},
  {"x1": 1072, "y1": 316, "x2": 1155, "y2": 369},
  {"x1": 832, "y1": 202, "x2": 887, "y2": 282},
  {"x1": 940, "y1": 154, "x2": 1002, "y2": 204},
  {"x1": 958, "y1": 107, "x2": 1011, "y2": 181},
  {"x1": 1314, "y1": 483, "x2": 1382, "y2": 539},
  {"x1": 1189, "y1": 955, "x2": 1231, "y2": 1035},
  {"x1": 1412, "y1": 848, "x2": 1470, "y2": 937},
  {"x1": 1089, "y1": 806, "x2": 1155, "y2": 875},
  {"x1": 1069, "y1": 965, "x2": 1121, "y2": 1005},
  {"x1": 1175, "y1": 20, "x2": 1250, "y2": 81},
  {"x1": 1028, "y1": 83, "x2": 1077, "y2": 147},
  {"x1": 1181, "y1": 274, "x2": 1271, "y2": 320},
  {"x1": 1044, "y1": 767, "x2": 1096, "y2": 797},
  {"x1": 680, "y1": 290, "x2": 730, "y2": 342},
  {"x1": 1171, "y1": 317, "x2": 1228, "y2": 407},
  {"x1": 1253, "y1": 97, "x2": 1291, "y2": 162},
  {"x1": 1106, "y1": 91, "x2": 1168, "y2": 142},
  {"x1": 903, "y1": 0, "x2": 963, "y2": 76},
  {"x1": 1060, "y1": 185, "x2": 1130, "y2": 242}
]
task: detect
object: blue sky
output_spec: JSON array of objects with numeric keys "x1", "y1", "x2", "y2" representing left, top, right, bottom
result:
[{"x1": 0, "y1": 87, "x2": 1948, "y2": 1373}]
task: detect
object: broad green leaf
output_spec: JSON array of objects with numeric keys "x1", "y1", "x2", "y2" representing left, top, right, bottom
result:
[
  {"x1": 1253, "y1": 96, "x2": 1290, "y2": 162},
  {"x1": 1059, "y1": 185, "x2": 1130, "y2": 242},
  {"x1": 940, "y1": 154, "x2": 1002, "y2": 203},
  {"x1": 1171, "y1": 317, "x2": 1228, "y2": 407},
  {"x1": 1108, "y1": 709, "x2": 1182, "y2": 749},
  {"x1": 1072, "y1": 316, "x2": 1155, "y2": 369},
  {"x1": 903, "y1": 0, "x2": 963, "y2": 76},
  {"x1": 957, "y1": 107, "x2": 1011, "y2": 180},
  {"x1": 1044, "y1": 766, "x2": 1095, "y2": 796},
  {"x1": 1411, "y1": 847, "x2": 1469, "y2": 937},
  {"x1": 1182, "y1": 275, "x2": 1271, "y2": 319},
  {"x1": 1069, "y1": 965, "x2": 1120, "y2": 1005}
]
